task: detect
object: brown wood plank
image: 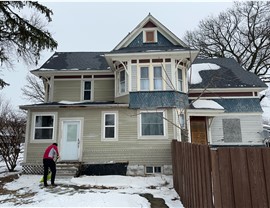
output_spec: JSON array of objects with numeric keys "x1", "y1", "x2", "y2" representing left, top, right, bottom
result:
[
  {"x1": 262, "y1": 148, "x2": 270, "y2": 207},
  {"x1": 211, "y1": 149, "x2": 222, "y2": 208},
  {"x1": 217, "y1": 148, "x2": 235, "y2": 208},
  {"x1": 203, "y1": 145, "x2": 214, "y2": 208},
  {"x1": 196, "y1": 144, "x2": 204, "y2": 207},
  {"x1": 246, "y1": 148, "x2": 268, "y2": 207},
  {"x1": 200, "y1": 145, "x2": 208, "y2": 208},
  {"x1": 190, "y1": 143, "x2": 196, "y2": 208},
  {"x1": 230, "y1": 148, "x2": 252, "y2": 208}
]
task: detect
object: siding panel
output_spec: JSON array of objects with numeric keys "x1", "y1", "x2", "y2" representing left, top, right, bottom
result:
[{"x1": 54, "y1": 80, "x2": 81, "y2": 101}]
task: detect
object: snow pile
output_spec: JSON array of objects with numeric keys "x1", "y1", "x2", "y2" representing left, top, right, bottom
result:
[
  {"x1": 0, "y1": 150, "x2": 183, "y2": 207},
  {"x1": 189, "y1": 63, "x2": 220, "y2": 84},
  {"x1": 193, "y1": 99, "x2": 224, "y2": 110}
]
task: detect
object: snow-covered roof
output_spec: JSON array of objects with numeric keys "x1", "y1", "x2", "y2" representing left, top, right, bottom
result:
[
  {"x1": 189, "y1": 63, "x2": 220, "y2": 84},
  {"x1": 192, "y1": 99, "x2": 224, "y2": 110},
  {"x1": 189, "y1": 58, "x2": 267, "y2": 89}
]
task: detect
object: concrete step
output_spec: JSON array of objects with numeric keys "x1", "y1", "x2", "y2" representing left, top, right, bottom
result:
[{"x1": 56, "y1": 162, "x2": 81, "y2": 177}]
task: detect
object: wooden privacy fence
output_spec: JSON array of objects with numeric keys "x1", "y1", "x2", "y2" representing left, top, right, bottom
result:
[{"x1": 171, "y1": 140, "x2": 270, "y2": 208}]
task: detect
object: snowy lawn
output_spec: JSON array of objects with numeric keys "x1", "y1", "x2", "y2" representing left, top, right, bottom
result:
[{"x1": 0, "y1": 152, "x2": 183, "y2": 207}]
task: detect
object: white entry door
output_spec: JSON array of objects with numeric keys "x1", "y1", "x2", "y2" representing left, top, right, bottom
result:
[{"x1": 61, "y1": 120, "x2": 81, "y2": 161}]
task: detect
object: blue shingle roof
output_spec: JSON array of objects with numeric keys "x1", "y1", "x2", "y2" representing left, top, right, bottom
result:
[{"x1": 37, "y1": 52, "x2": 109, "y2": 71}]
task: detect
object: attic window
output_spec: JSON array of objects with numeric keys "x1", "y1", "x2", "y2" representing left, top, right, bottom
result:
[{"x1": 144, "y1": 30, "x2": 157, "y2": 43}]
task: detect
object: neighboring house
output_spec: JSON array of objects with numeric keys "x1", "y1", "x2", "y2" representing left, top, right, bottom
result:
[{"x1": 20, "y1": 14, "x2": 267, "y2": 176}]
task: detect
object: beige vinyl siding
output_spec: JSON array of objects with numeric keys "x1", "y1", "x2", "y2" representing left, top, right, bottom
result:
[
  {"x1": 53, "y1": 80, "x2": 81, "y2": 101},
  {"x1": 210, "y1": 114, "x2": 264, "y2": 145},
  {"x1": 25, "y1": 108, "x2": 175, "y2": 166},
  {"x1": 94, "y1": 80, "x2": 114, "y2": 101},
  {"x1": 114, "y1": 95, "x2": 129, "y2": 103}
]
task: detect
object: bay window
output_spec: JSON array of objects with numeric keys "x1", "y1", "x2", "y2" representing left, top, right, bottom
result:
[
  {"x1": 119, "y1": 70, "x2": 126, "y2": 94},
  {"x1": 154, "y1": 66, "x2": 162, "y2": 90},
  {"x1": 140, "y1": 67, "x2": 149, "y2": 90},
  {"x1": 178, "y1": 68, "x2": 183, "y2": 91}
]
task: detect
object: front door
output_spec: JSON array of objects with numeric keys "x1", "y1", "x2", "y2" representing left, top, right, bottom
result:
[
  {"x1": 190, "y1": 117, "x2": 208, "y2": 145},
  {"x1": 61, "y1": 120, "x2": 81, "y2": 161}
]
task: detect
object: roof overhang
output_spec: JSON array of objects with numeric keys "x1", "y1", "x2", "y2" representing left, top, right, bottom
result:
[
  {"x1": 20, "y1": 103, "x2": 129, "y2": 110},
  {"x1": 104, "y1": 50, "x2": 199, "y2": 71},
  {"x1": 189, "y1": 87, "x2": 267, "y2": 93},
  {"x1": 31, "y1": 69, "x2": 113, "y2": 77},
  {"x1": 187, "y1": 108, "x2": 225, "y2": 117}
]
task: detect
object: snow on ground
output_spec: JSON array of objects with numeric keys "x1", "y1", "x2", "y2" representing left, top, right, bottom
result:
[{"x1": 0, "y1": 150, "x2": 183, "y2": 208}]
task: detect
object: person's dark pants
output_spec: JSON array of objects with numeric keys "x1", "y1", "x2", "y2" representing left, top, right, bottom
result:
[{"x1": 43, "y1": 158, "x2": 56, "y2": 186}]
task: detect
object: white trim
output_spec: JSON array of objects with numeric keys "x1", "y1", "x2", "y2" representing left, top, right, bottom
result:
[
  {"x1": 59, "y1": 117, "x2": 84, "y2": 162},
  {"x1": 81, "y1": 79, "x2": 94, "y2": 101},
  {"x1": 101, "y1": 111, "x2": 118, "y2": 141},
  {"x1": 138, "y1": 110, "x2": 168, "y2": 140},
  {"x1": 30, "y1": 112, "x2": 58, "y2": 143}
]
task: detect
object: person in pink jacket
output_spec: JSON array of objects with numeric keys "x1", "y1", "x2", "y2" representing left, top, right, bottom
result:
[{"x1": 43, "y1": 143, "x2": 59, "y2": 187}]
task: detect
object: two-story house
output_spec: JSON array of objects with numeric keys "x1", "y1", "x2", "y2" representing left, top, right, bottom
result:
[{"x1": 20, "y1": 14, "x2": 267, "y2": 176}]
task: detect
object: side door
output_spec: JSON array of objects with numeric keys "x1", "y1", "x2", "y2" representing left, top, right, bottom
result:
[{"x1": 190, "y1": 117, "x2": 208, "y2": 145}]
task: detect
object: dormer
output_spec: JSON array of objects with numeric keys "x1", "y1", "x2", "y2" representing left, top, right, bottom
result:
[{"x1": 143, "y1": 21, "x2": 157, "y2": 43}]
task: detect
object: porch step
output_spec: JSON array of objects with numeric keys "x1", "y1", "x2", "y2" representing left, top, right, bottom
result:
[{"x1": 56, "y1": 162, "x2": 81, "y2": 177}]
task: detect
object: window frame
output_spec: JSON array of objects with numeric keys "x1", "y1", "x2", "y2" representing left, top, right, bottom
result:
[
  {"x1": 140, "y1": 66, "x2": 150, "y2": 91},
  {"x1": 178, "y1": 68, "x2": 183, "y2": 92},
  {"x1": 138, "y1": 110, "x2": 167, "y2": 139},
  {"x1": 145, "y1": 166, "x2": 162, "y2": 174},
  {"x1": 143, "y1": 29, "x2": 157, "y2": 43},
  {"x1": 119, "y1": 69, "x2": 126, "y2": 94},
  {"x1": 153, "y1": 66, "x2": 163, "y2": 90},
  {"x1": 101, "y1": 111, "x2": 118, "y2": 141},
  {"x1": 31, "y1": 112, "x2": 57, "y2": 143},
  {"x1": 82, "y1": 80, "x2": 92, "y2": 101}
]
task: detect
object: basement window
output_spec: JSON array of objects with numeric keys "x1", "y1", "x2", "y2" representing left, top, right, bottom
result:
[{"x1": 146, "y1": 166, "x2": 162, "y2": 174}]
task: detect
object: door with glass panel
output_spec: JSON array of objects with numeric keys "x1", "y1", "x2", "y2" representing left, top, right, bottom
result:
[{"x1": 61, "y1": 120, "x2": 81, "y2": 161}]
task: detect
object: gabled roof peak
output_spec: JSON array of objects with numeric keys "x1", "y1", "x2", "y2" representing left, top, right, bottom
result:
[{"x1": 113, "y1": 14, "x2": 188, "y2": 51}]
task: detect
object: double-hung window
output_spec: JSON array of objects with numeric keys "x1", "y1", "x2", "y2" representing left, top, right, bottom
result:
[
  {"x1": 84, "y1": 81, "x2": 91, "y2": 100},
  {"x1": 154, "y1": 66, "x2": 162, "y2": 90},
  {"x1": 119, "y1": 70, "x2": 126, "y2": 94},
  {"x1": 178, "y1": 68, "x2": 183, "y2": 91},
  {"x1": 141, "y1": 112, "x2": 164, "y2": 136},
  {"x1": 102, "y1": 112, "x2": 118, "y2": 140},
  {"x1": 140, "y1": 67, "x2": 149, "y2": 91},
  {"x1": 34, "y1": 114, "x2": 55, "y2": 140}
]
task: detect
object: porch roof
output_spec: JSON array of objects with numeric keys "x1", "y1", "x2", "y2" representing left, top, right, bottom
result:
[{"x1": 189, "y1": 98, "x2": 263, "y2": 113}]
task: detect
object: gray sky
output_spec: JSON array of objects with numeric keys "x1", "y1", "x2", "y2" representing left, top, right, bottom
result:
[{"x1": 0, "y1": 1, "x2": 233, "y2": 109}]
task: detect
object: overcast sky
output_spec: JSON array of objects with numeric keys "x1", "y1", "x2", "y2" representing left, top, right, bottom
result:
[{"x1": 1, "y1": 1, "x2": 234, "y2": 109}]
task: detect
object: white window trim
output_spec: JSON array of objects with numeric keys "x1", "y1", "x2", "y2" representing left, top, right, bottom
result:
[
  {"x1": 101, "y1": 111, "x2": 118, "y2": 141},
  {"x1": 138, "y1": 64, "x2": 165, "y2": 91},
  {"x1": 140, "y1": 66, "x2": 150, "y2": 91},
  {"x1": 153, "y1": 65, "x2": 163, "y2": 91},
  {"x1": 145, "y1": 166, "x2": 162, "y2": 174},
  {"x1": 138, "y1": 110, "x2": 168, "y2": 140},
  {"x1": 143, "y1": 29, "x2": 158, "y2": 43},
  {"x1": 81, "y1": 80, "x2": 93, "y2": 101},
  {"x1": 178, "y1": 68, "x2": 183, "y2": 92},
  {"x1": 119, "y1": 69, "x2": 126, "y2": 95},
  {"x1": 31, "y1": 112, "x2": 58, "y2": 143}
]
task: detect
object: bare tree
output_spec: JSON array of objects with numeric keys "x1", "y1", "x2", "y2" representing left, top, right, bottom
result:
[
  {"x1": 21, "y1": 73, "x2": 45, "y2": 103},
  {"x1": 0, "y1": 96, "x2": 26, "y2": 172},
  {"x1": 184, "y1": 1, "x2": 270, "y2": 76}
]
